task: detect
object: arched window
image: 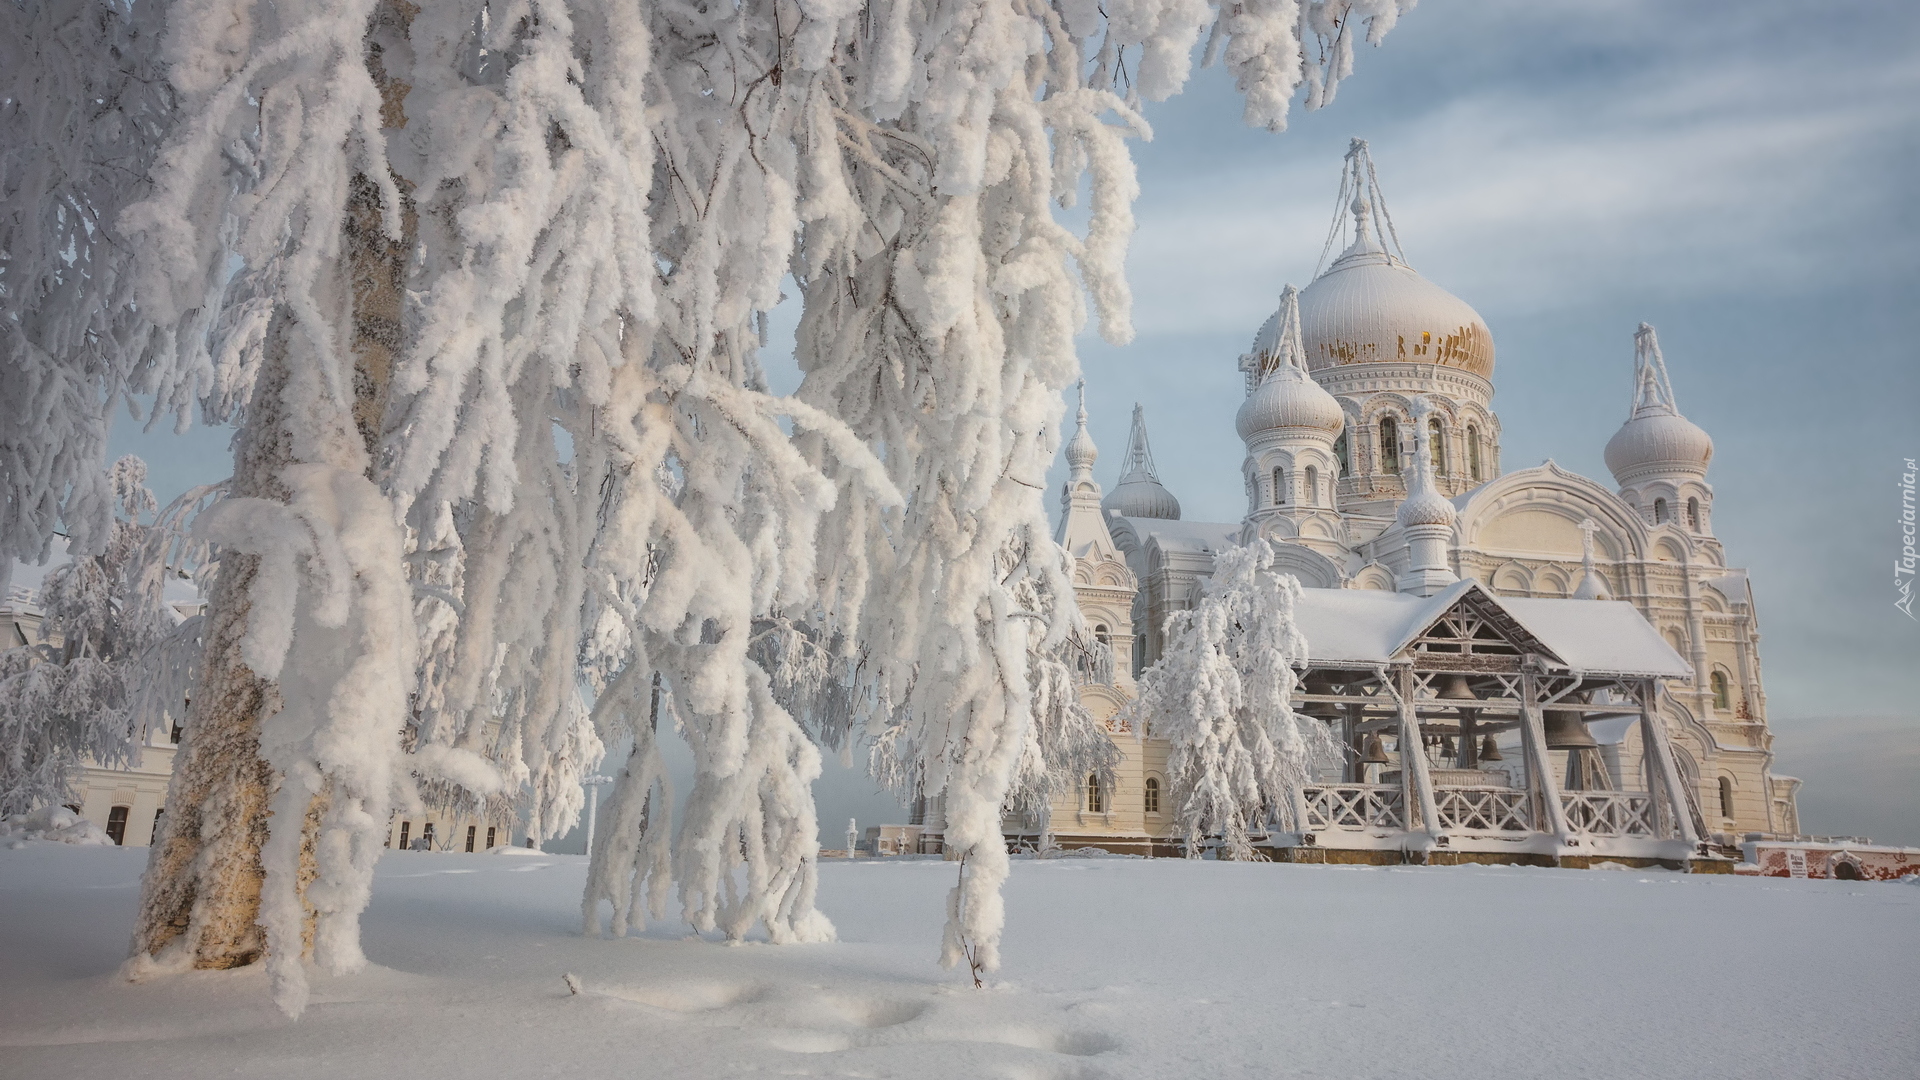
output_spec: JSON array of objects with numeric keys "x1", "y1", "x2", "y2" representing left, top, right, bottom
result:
[
  {"x1": 1086, "y1": 775, "x2": 1104, "y2": 813},
  {"x1": 1718, "y1": 776, "x2": 1735, "y2": 820},
  {"x1": 1467, "y1": 425, "x2": 1482, "y2": 481},
  {"x1": 1710, "y1": 670, "x2": 1731, "y2": 711},
  {"x1": 1378, "y1": 417, "x2": 1400, "y2": 474},
  {"x1": 1428, "y1": 417, "x2": 1446, "y2": 475},
  {"x1": 1272, "y1": 466, "x2": 1285, "y2": 505},
  {"x1": 1094, "y1": 624, "x2": 1110, "y2": 648},
  {"x1": 1653, "y1": 498, "x2": 1669, "y2": 524},
  {"x1": 1144, "y1": 777, "x2": 1161, "y2": 814},
  {"x1": 1333, "y1": 431, "x2": 1350, "y2": 476},
  {"x1": 1304, "y1": 466, "x2": 1319, "y2": 507},
  {"x1": 1687, "y1": 497, "x2": 1701, "y2": 531},
  {"x1": 106, "y1": 806, "x2": 129, "y2": 846}
]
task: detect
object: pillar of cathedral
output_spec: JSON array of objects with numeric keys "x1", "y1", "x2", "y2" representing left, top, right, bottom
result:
[
  {"x1": 1393, "y1": 398, "x2": 1459, "y2": 597},
  {"x1": 1236, "y1": 284, "x2": 1347, "y2": 555}
]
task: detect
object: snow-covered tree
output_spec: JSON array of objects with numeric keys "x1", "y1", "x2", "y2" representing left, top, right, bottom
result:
[
  {"x1": 0, "y1": 457, "x2": 205, "y2": 815},
  {"x1": 1120, "y1": 538, "x2": 1336, "y2": 860},
  {"x1": 0, "y1": 0, "x2": 1412, "y2": 1012},
  {"x1": 1, "y1": 0, "x2": 175, "y2": 566}
]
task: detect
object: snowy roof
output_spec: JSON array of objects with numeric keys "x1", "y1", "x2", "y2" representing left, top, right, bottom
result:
[
  {"x1": 1126, "y1": 519, "x2": 1243, "y2": 556},
  {"x1": 1290, "y1": 580, "x2": 1692, "y2": 679},
  {"x1": 1702, "y1": 571, "x2": 1749, "y2": 606}
]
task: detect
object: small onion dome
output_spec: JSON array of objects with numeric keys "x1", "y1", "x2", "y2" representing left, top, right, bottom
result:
[
  {"x1": 1604, "y1": 412, "x2": 1713, "y2": 482},
  {"x1": 1102, "y1": 475, "x2": 1181, "y2": 520},
  {"x1": 1298, "y1": 221, "x2": 1494, "y2": 380},
  {"x1": 1235, "y1": 369, "x2": 1345, "y2": 440},
  {"x1": 1396, "y1": 484, "x2": 1457, "y2": 528},
  {"x1": 1064, "y1": 418, "x2": 1097, "y2": 474}
]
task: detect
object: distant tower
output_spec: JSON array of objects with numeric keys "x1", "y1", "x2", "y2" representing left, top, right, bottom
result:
[
  {"x1": 1603, "y1": 324, "x2": 1715, "y2": 536},
  {"x1": 1237, "y1": 284, "x2": 1347, "y2": 555},
  {"x1": 1394, "y1": 397, "x2": 1459, "y2": 596},
  {"x1": 1057, "y1": 383, "x2": 1140, "y2": 693},
  {"x1": 1101, "y1": 404, "x2": 1182, "y2": 521},
  {"x1": 1297, "y1": 139, "x2": 1502, "y2": 519}
]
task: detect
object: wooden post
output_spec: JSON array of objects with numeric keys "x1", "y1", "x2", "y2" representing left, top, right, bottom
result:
[
  {"x1": 1396, "y1": 667, "x2": 1442, "y2": 839},
  {"x1": 1518, "y1": 669, "x2": 1572, "y2": 844},
  {"x1": 1637, "y1": 678, "x2": 1700, "y2": 845}
]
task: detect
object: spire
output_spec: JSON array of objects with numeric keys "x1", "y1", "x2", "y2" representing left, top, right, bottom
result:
[
  {"x1": 1314, "y1": 137, "x2": 1408, "y2": 279},
  {"x1": 1119, "y1": 403, "x2": 1163, "y2": 483},
  {"x1": 1257, "y1": 284, "x2": 1311, "y2": 382},
  {"x1": 1628, "y1": 322, "x2": 1682, "y2": 420},
  {"x1": 1064, "y1": 379, "x2": 1097, "y2": 481},
  {"x1": 1574, "y1": 518, "x2": 1612, "y2": 600},
  {"x1": 1102, "y1": 404, "x2": 1182, "y2": 520}
]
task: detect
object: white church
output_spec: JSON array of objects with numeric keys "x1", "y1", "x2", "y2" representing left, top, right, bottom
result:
[{"x1": 1038, "y1": 141, "x2": 1801, "y2": 868}]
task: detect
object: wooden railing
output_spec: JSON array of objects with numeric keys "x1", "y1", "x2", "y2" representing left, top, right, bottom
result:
[
  {"x1": 1433, "y1": 786, "x2": 1533, "y2": 832},
  {"x1": 1560, "y1": 791, "x2": 1656, "y2": 837},
  {"x1": 1301, "y1": 785, "x2": 1406, "y2": 831}
]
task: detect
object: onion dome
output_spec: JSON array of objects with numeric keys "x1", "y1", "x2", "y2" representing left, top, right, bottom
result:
[
  {"x1": 1101, "y1": 404, "x2": 1182, "y2": 520},
  {"x1": 1603, "y1": 324, "x2": 1713, "y2": 483},
  {"x1": 1064, "y1": 382, "x2": 1098, "y2": 476},
  {"x1": 1236, "y1": 372, "x2": 1346, "y2": 439},
  {"x1": 1237, "y1": 284, "x2": 1346, "y2": 440},
  {"x1": 1297, "y1": 160, "x2": 1494, "y2": 379}
]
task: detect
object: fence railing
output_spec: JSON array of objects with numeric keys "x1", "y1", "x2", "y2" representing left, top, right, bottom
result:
[
  {"x1": 1560, "y1": 791, "x2": 1656, "y2": 837},
  {"x1": 1433, "y1": 786, "x2": 1533, "y2": 832},
  {"x1": 1301, "y1": 785, "x2": 1406, "y2": 831}
]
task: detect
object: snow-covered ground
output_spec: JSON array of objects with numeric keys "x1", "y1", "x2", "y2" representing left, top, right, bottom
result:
[{"x1": 2, "y1": 846, "x2": 1915, "y2": 1079}]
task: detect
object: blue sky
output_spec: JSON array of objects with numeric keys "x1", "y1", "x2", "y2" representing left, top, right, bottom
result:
[{"x1": 111, "y1": 1, "x2": 1919, "y2": 843}]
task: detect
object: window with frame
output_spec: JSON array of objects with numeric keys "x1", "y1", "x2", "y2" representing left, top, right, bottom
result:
[
  {"x1": 1428, "y1": 417, "x2": 1446, "y2": 475},
  {"x1": 1711, "y1": 670, "x2": 1732, "y2": 711},
  {"x1": 1467, "y1": 425, "x2": 1482, "y2": 480},
  {"x1": 1378, "y1": 417, "x2": 1400, "y2": 473},
  {"x1": 1144, "y1": 777, "x2": 1161, "y2": 814},
  {"x1": 1718, "y1": 776, "x2": 1736, "y2": 819},
  {"x1": 1687, "y1": 497, "x2": 1702, "y2": 531},
  {"x1": 466, "y1": 825, "x2": 477, "y2": 852},
  {"x1": 486, "y1": 826, "x2": 497, "y2": 849},
  {"x1": 1086, "y1": 775, "x2": 1104, "y2": 813},
  {"x1": 1272, "y1": 466, "x2": 1285, "y2": 505},
  {"x1": 106, "y1": 806, "x2": 129, "y2": 846},
  {"x1": 1304, "y1": 465, "x2": 1319, "y2": 507},
  {"x1": 1653, "y1": 497, "x2": 1669, "y2": 524}
]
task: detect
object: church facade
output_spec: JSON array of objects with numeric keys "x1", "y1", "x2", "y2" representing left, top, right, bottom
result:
[{"x1": 1038, "y1": 142, "x2": 1801, "y2": 866}]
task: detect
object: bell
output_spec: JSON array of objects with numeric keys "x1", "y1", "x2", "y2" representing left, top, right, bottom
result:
[
  {"x1": 1438, "y1": 735, "x2": 1456, "y2": 759},
  {"x1": 1479, "y1": 734, "x2": 1504, "y2": 762},
  {"x1": 1360, "y1": 733, "x2": 1390, "y2": 765},
  {"x1": 1541, "y1": 709, "x2": 1598, "y2": 750},
  {"x1": 1434, "y1": 673, "x2": 1477, "y2": 701}
]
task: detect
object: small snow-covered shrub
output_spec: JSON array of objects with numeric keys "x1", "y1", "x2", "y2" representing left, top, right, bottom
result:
[{"x1": 1, "y1": 805, "x2": 111, "y2": 847}]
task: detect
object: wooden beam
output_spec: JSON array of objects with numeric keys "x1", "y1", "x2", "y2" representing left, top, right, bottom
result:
[{"x1": 1518, "y1": 668, "x2": 1572, "y2": 845}]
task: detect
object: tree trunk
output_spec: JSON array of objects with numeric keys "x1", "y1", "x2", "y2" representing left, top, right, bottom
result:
[{"x1": 130, "y1": 0, "x2": 416, "y2": 969}]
